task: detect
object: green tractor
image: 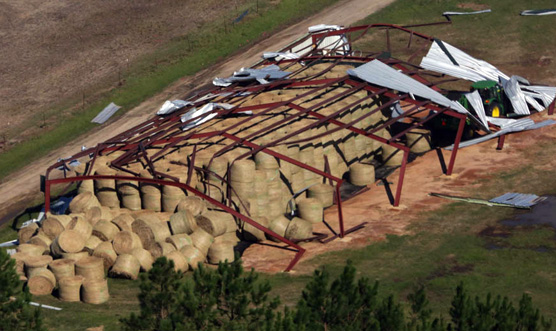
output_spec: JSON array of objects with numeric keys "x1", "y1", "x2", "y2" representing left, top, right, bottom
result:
[{"x1": 459, "y1": 80, "x2": 507, "y2": 117}]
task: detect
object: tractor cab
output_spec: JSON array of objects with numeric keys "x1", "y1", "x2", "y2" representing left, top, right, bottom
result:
[{"x1": 471, "y1": 80, "x2": 506, "y2": 117}]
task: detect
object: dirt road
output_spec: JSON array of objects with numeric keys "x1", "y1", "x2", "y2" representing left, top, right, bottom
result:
[{"x1": 0, "y1": 0, "x2": 394, "y2": 222}]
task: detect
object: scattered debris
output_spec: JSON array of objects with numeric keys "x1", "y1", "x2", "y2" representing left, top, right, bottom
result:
[
  {"x1": 520, "y1": 9, "x2": 556, "y2": 16},
  {"x1": 430, "y1": 192, "x2": 531, "y2": 209},
  {"x1": 489, "y1": 193, "x2": 546, "y2": 208},
  {"x1": 157, "y1": 100, "x2": 193, "y2": 116},
  {"x1": 180, "y1": 103, "x2": 236, "y2": 131},
  {"x1": 91, "y1": 102, "x2": 121, "y2": 124},
  {"x1": 213, "y1": 65, "x2": 290, "y2": 87},
  {"x1": 443, "y1": 9, "x2": 492, "y2": 16},
  {"x1": 30, "y1": 302, "x2": 62, "y2": 311}
]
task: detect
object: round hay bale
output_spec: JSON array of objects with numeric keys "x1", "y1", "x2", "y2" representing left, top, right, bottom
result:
[
  {"x1": 207, "y1": 242, "x2": 234, "y2": 265},
  {"x1": 96, "y1": 191, "x2": 120, "y2": 208},
  {"x1": 93, "y1": 221, "x2": 120, "y2": 241},
  {"x1": 24, "y1": 255, "x2": 53, "y2": 278},
  {"x1": 27, "y1": 230, "x2": 52, "y2": 248},
  {"x1": 58, "y1": 276, "x2": 84, "y2": 302},
  {"x1": 285, "y1": 217, "x2": 313, "y2": 240},
  {"x1": 84, "y1": 236, "x2": 103, "y2": 254},
  {"x1": 75, "y1": 256, "x2": 105, "y2": 281},
  {"x1": 240, "y1": 217, "x2": 269, "y2": 242},
  {"x1": 61, "y1": 251, "x2": 89, "y2": 262},
  {"x1": 406, "y1": 129, "x2": 431, "y2": 154},
  {"x1": 17, "y1": 243, "x2": 46, "y2": 256},
  {"x1": 307, "y1": 184, "x2": 334, "y2": 208},
  {"x1": 142, "y1": 191, "x2": 162, "y2": 212},
  {"x1": 169, "y1": 210, "x2": 197, "y2": 235},
  {"x1": 109, "y1": 254, "x2": 140, "y2": 280},
  {"x1": 267, "y1": 215, "x2": 290, "y2": 242},
  {"x1": 42, "y1": 214, "x2": 72, "y2": 239},
  {"x1": 27, "y1": 269, "x2": 56, "y2": 296},
  {"x1": 121, "y1": 193, "x2": 142, "y2": 211},
  {"x1": 133, "y1": 221, "x2": 171, "y2": 250},
  {"x1": 254, "y1": 152, "x2": 278, "y2": 170},
  {"x1": 349, "y1": 163, "x2": 375, "y2": 186},
  {"x1": 195, "y1": 211, "x2": 231, "y2": 237},
  {"x1": 164, "y1": 251, "x2": 189, "y2": 272},
  {"x1": 230, "y1": 159, "x2": 256, "y2": 182},
  {"x1": 48, "y1": 258, "x2": 75, "y2": 281},
  {"x1": 68, "y1": 216, "x2": 93, "y2": 239},
  {"x1": 296, "y1": 198, "x2": 323, "y2": 224},
  {"x1": 111, "y1": 214, "x2": 135, "y2": 232},
  {"x1": 84, "y1": 206, "x2": 113, "y2": 226},
  {"x1": 218, "y1": 231, "x2": 240, "y2": 244},
  {"x1": 166, "y1": 234, "x2": 192, "y2": 250},
  {"x1": 92, "y1": 242, "x2": 117, "y2": 270},
  {"x1": 179, "y1": 246, "x2": 205, "y2": 270},
  {"x1": 18, "y1": 223, "x2": 38, "y2": 244},
  {"x1": 130, "y1": 248, "x2": 154, "y2": 271},
  {"x1": 382, "y1": 144, "x2": 404, "y2": 167},
  {"x1": 112, "y1": 231, "x2": 142, "y2": 255},
  {"x1": 190, "y1": 228, "x2": 214, "y2": 255},
  {"x1": 148, "y1": 241, "x2": 176, "y2": 259},
  {"x1": 176, "y1": 196, "x2": 207, "y2": 216},
  {"x1": 206, "y1": 158, "x2": 228, "y2": 182},
  {"x1": 11, "y1": 252, "x2": 29, "y2": 277},
  {"x1": 55, "y1": 230, "x2": 86, "y2": 253},
  {"x1": 82, "y1": 278, "x2": 110, "y2": 304},
  {"x1": 69, "y1": 192, "x2": 101, "y2": 213}
]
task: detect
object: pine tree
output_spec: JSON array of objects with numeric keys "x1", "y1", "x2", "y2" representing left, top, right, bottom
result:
[{"x1": 0, "y1": 249, "x2": 44, "y2": 331}]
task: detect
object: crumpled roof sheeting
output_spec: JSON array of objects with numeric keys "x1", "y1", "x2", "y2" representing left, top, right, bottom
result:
[
  {"x1": 262, "y1": 52, "x2": 300, "y2": 61},
  {"x1": 157, "y1": 100, "x2": 193, "y2": 116},
  {"x1": 213, "y1": 65, "x2": 290, "y2": 87},
  {"x1": 464, "y1": 90, "x2": 488, "y2": 129},
  {"x1": 521, "y1": 9, "x2": 556, "y2": 16},
  {"x1": 347, "y1": 59, "x2": 469, "y2": 114},
  {"x1": 489, "y1": 193, "x2": 544, "y2": 208},
  {"x1": 500, "y1": 76, "x2": 531, "y2": 115},
  {"x1": 91, "y1": 102, "x2": 121, "y2": 124},
  {"x1": 180, "y1": 103, "x2": 234, "y2": 131},
  {"x1": 522, "y1": 85, "x2": 556, "y2": 107},
  {"x1": 420, "y1": 40, "x2": 509, "y2": 82},
  {"x1": 443, "y1": 9, "x2": 491, "y2": 16}
]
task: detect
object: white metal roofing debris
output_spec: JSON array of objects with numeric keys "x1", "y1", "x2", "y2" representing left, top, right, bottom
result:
[
  {"x1": 500, "y1": 76, "x2": 531, "y2": 115},
  {"x1": 445, "y1": 118, "x2": 556, "y2": 150},
  {"x1": 180, "y1": 103, "x2": 235, "y2": 131},
  {"x1": 347, "y1": 59, "x2": 469, "y2": 114},
  {"x1": 443, "y1": 9, "x2": 492, "y2": 16},
  {"x1": 489, "y1": 193, "x2": 546, "y2": 208},
  {"x1": 30, "y1": 302, "x2": 62, "y2": 311},
  {"x1": 91, "y1": 102, "x2": 121, "y2": 124},
  {"x1": 520, "y1": 9, "x2": 556, "y2": 16},
  {"x1": 213, "y1": 65, "x2": 290, "y2": 87},
  {"x1": 263, "y1": 52, "x2": 300, "y2": 61},
  {"x1": 157, "y1": 100, "x2": 193, "y2": 116},
  {"x1": 464, "y1": 90, "x2": 489, "y2": 129},
  {"x1": 308, "y1": 24, "x2": 343, "y2": 33}
]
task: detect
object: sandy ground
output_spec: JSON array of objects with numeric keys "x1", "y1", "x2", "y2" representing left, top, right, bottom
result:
[{"x1": 0, "y1": 0, "x2": 395, "y2": 222}]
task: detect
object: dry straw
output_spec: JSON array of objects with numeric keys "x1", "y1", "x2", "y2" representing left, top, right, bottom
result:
[
  {"x1": 207, "y1": 242, "x2": 235, "y2": 265},
  {"x1": 112, "y1": 231, "x2": 142, "y2": 255},
  {"x1": 406, "y1": 129, "x2": 431, "y2": 154},
  {"x1": 24, "y1": 255, "x2": 53, "y2": 278},
  {"x1": 349, "y1": 163, "x2": 375, "y2": 186},
  {"x1": 27, "y1": 269, "x2": 56, "y2": 296},
  {"x1": 166, "y1": 234, "x2": 192, "y2": 250},
  {"x1": 92, "y1": 242, "x2": 118, "y2": 270},
  {"x1": 75, "y1": 256, "x2": 105, "y2": 281},
  {"x1": 84, "y1": 236, "x2": 103, "y2": 254},
  {"x1": 42, "y1": 214, "x2": 72, "y2": 239},
  {"x1": 69, "y1": 192, "x2": 101, "y2": 213},
  {"x1": 11, "y1": 252, "x2": 28, "y2": 277},
  {"x1": 179, "y1": 246, "x2": 205, "y2": 270},
  {"x1": 176, "y1": 196, "x2": 207, "y2": 216},
  {"x1": 285, "y1": 217, "x2": 313, "y2": 240},
  {"x1": 17, "y1": 243, "x2": 46, "y2": 257},
  {"x1": 67, "y1": 216, "x2": 93, "y2": 239},
  {"x1": 240, "y1": 217, "x2": 269, "y2": 242},
  {"x1": 196, "y1": 211, "x2": 231, "y2": 237},
  {"x1": 164, "y1": 251, "x2": 189, "y2": 272},
  {"x1": 58, "y1": 275, "x2": 84, "y2": 302},
  {"x1": 296, "y1": 198, "x2": 323, "y2": 224},
  {"x1": 110, "y1": 254, "x2": 141, "y2": 280},
  {"x1": 18, "y1": 223, "x2": 38, "y2": 244},
  {"x1": 381, "y1": 144, "x2": 404, "y2": 167},
  {"x1": 268, "y1": 216, "x2": 290, "y2": 242},
  {"x1": 111, "y1": 214, "x2": 135, "y2": 232},
  {"x1": 54, "y1": 229, "x2": 86, "y2": 253},
  {"x1": 85, "y1": 206, "x2": 113, "y2": 226},
  {"x1": 148, "y1": 241, "x2": 176, "y2": 258},
  {"x1": 230, "y1": 159, "x2": 256, "y2": 182},
  {"x1": 189, "y1": 228, "x2": 214, "y2": 255},
  {"x1": 82, "y1": 278, "x2": 110, "y2": 304},
  {"x1": 61, "y1": 251, "x2": 89, "y2": 262},
  {"x1": 48, "y1": 258, "x2": 75, "y2": 281},
  {"x1": 169, "y1": 210, "x2": 197, "y2": 235},
  {"x1": 130, "y1": 248, "x2": 154, "y2": 271},
  {"x1": 308, "y1": 184, "x2": 334, "y2": 208},
  {"x1": 27, "y1": 230, "x2": 52, "y2": 248},
  {"x1": 93, "y1": 220, "x2": 120, "y2": 241}
]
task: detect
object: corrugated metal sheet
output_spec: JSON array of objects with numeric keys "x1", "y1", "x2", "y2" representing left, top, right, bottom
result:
[
  {"x1": 465, "y1": 90, "x2": 489, "y2": 129},
  {"x1": 213, "y1": 65, "x2": 290, "y2": 87},
  {"x1": 180, "y1": 103, "x2": 235, "y2": 131},
  {"x1": 489, "y1": 193, "x2": 546, "y2": 208},
  {"x1": 91, "y1": 102, "x2": 121, "y2": 124},
  {"x1": 347, "y1": 59, "x2": 469, "y2": 114},
  {"x1": 443, "y1": 9, "x2": 491, "y2": 16},
  {"x1": 521, "y1": 9, "x2": 556, "y2": 16},
  {"x1": 157, "y1": 100, "x2": 193, "y2": 116}
]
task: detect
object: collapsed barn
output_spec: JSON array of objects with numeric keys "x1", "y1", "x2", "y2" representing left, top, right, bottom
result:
[{"x1": 16, "y1": 23, "x2": 556, "y2": 302}]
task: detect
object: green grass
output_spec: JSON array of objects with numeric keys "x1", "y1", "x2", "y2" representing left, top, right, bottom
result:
[{"x1": 0, "y1": 0, "x2": 338, "y2": 182}]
